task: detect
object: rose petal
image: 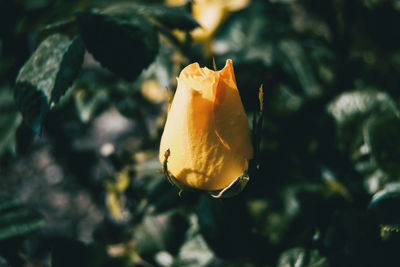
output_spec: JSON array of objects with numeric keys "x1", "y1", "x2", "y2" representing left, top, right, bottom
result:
[{"x1": 213, "y1": 59, "x2": 253, "y2": 159}]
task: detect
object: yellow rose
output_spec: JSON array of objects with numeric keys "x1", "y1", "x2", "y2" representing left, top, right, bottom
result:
[
  {"x1": 166, "y1": 0, "x2": 250, "y2": 43},
  {"x1": 159, "y1": 59, "x2": 253, "y2": 191},
  {"x1": 191, "y1": 0, "x2": 250, "y2": 41}
]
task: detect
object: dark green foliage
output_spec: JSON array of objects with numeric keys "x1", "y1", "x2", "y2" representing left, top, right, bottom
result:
[
  {"x1": 196, "y1": 195, "x2": 255, "y2": 258},
  {"x1": 369, "y1": 183, "x2": 400, "y2": 225},
  {"x1": 0, "y1": 88, "x2": 21, "y2": 157},
  {"x1": 134, "y1": 211, "x2": 188, "y2": 255},
  {"x1": 135, "y1": 2, "x2": 200, "y2": 31},
  {"x1": 3, "y1": 0, "x2": 400, "y2": 266},
  {"x1": 366, "y1": 115, "x2": 400, "y2": 177},
  {"x1": 276, "y1": 39, "x2": 322, "y2": 97},
  {"x1": 277, "y1": 247, "x2": 329, "y2": 267},
  {"x1": 14, "y1": 34, "x2": 85, "y2": 133},
  {"x1": 14, "y1": 122, "x2": 35, "y2": 155},
  {"x1": 0, "y1": 198, "x2": 43, "y2": 240},
  {"x1": 33, "y1": 19, "x2": 80, "y2": 50},
  {"x1": 14, "y1": 82, "x2": 46, "y2": 134},
  {"x1": 75, "y1": 10, "x2": 159, "y2": 81}
]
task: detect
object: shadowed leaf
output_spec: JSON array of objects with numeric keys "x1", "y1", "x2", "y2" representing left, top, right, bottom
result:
[
  {"x1": 0, "y1": 198, "x2": 43, "y2": 241},
  {"x1": 14, "y1": 34, "x2": 85, "y2": 133},
  {"x1": 135, "y1": 211, "x2": 188, "y2": 255},
  {"x1": 75, "y1": 10, "x2": 159, "y2": 81},
  {"x1": 277, "y1": 247, "x2": 329, "y2": 267},
  {"x1": 33, "y1": 19, "x2": 80, "y2": 50},
  {"x1": 0, "y1": 88, "x2": 22, "y2": 157},
  {"x1": 137, "y1": 3, "x2": 199, "y2": 31}
]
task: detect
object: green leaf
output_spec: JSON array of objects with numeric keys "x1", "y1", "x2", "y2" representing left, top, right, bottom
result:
[
  {"x1": 277, "y1": 247, "x2": 329, "y2": 267},
  {"x1": 70, "y1": 71, "x2": 113, "y2": 123},
  {"x1": 327, "y1": 90, "x2": 397, "y2": 130},
  {"x1": 276, "y1": 39, "x2": 322, "y2": 97},
  {"x1": 214, "y1": 2, "x2": 291, "y2": 64},
  {"x1": 73, "y1": 87, "x2": 108, "y2": 123},
  {"x1": 327, "y1": 89, "x2": 397, "y2": 155},
  {"x1": 177, "y1": 214, "x2": 216, "y2": 267},
  {"x1": 103, "y1": 2, "x2": 199, "y2": 31},
  {"x1": 75, "y1": 10, "x2": 159, "y2": 81},
  {"x1": 369, "y1": 183, "x2": 400, "y2": 225},
  {"x1": 0, "y1": 198, "x2": 43, "y2": 241},
  {"x1": 195, "y1": 195, "x2": 254, "y2": 258},
  {"x1": 33, "y1": 19, "x2": 80, "y2": 50},
  {"x1": 0, "y1": 88, "x2": 22, "y2": 157},
  {"x1": 364, "y1": 112, "x2": 400, "y2": 178},
  {"x1": 134, "y1": 210, "x2": 188, "y2": 255},
  {"x1": 215, "y1": 3, "x2": 323, "y2": 98},
  {"x1": 14, "y1": 34, "x2": 85, "y2": 133},
  {"x1": 14, "y1": 121, "x2": 35, "y2": 155},
  {"x1": 137, "y1": 3, "x2": 200, "y2": 31}
]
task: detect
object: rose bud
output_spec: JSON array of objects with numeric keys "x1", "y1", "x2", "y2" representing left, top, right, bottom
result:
[{"x1": 159, "y1": 59, "x2": 253, "y2": 192}]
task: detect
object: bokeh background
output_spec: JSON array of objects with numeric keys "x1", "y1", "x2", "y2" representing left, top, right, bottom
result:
[{"x1": 1, "y1": 0, "x2": 400, "y2": 266}]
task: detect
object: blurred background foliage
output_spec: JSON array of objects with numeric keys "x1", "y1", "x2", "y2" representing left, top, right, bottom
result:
[{"x1": 1, "y1": 0, "x2": 400, "y2": 266}]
